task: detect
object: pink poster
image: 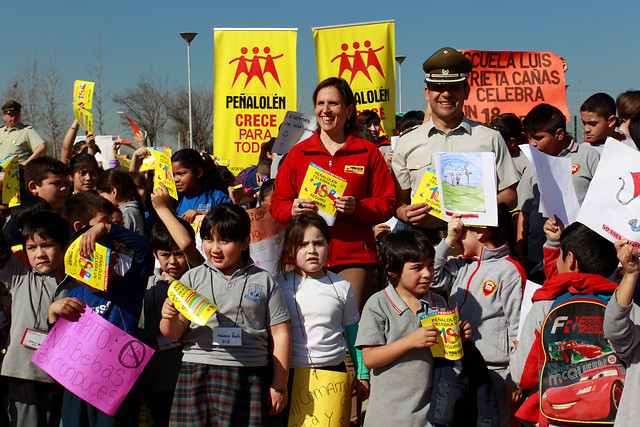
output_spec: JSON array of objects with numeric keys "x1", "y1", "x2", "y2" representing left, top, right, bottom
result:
[{"x1": 31, "y1": 309, "x2": 154, "y2": 416}]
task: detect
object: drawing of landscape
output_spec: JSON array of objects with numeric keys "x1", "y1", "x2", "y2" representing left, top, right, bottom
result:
[{"x1": 438, "y1": 152, "x2": 486, "y2": 212}]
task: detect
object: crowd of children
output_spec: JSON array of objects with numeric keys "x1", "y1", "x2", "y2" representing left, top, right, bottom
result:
[{"x1": 0, "y1": 85, "x2": 639, "y2": 427}]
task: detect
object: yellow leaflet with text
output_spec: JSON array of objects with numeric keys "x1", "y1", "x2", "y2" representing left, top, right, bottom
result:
[
  {"x1": 313, "y1": 21, "x2": 395, "y2": 137},
  {"x1": 152, "y1": 149, "x2": 178, "y2": 200},
  {"x1": 117, "y1": 155, "x2": 131, "y2": 171},
  {"x1": 73, "y1": 80, "x2": 95, "y2": 110},
  {"x1": 0, "y1": 155, "x2": 20, "y2": 207},
  {"x1": 411, "y1": 167, "x2": 442, "y2": 219},
  {"x1": 288, "y1": 367, "x2": 352, "y2": 427},
  {"x1": 64, "y1": 235, "x2": 111, "y2": 291},
  {"x1": 139, "y1": 147, "x2": 172, "y2": 172},
  {"x1": 420, "y1": 307, "x2": 463, "y2": 360},
  {"x1": 72, "y1": 103, "x2": 93, "y2": 134},
  {"x1": 298, "y1": 163, "x2": 347, "y2": 217},
  {"x1": 213, "y1": 28, "x2": 297, "y2": 174},
  {"x1": 168, "y1": 280, "x2": 219, "y2": 326}
]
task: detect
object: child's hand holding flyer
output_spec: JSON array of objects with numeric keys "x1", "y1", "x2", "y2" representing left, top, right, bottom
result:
[{"x1": 420, "y1": 307, "x2": 464, "y2": 360}]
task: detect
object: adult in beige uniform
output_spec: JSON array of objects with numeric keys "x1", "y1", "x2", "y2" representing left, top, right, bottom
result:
[
  {"x1": 0, "y1": 100, "x2": 46, "y2": 164},
  {"x1": 392, "y1": 47, "x2": 519, "y2": 238}
]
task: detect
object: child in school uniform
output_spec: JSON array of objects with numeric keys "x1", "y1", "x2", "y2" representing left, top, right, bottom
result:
[
  {"x1": 159, "y1": 203, "x2": 290, "y2": 427},
  {"x1": 356, "y1": 229, "x2": 470, "y2": 426}
]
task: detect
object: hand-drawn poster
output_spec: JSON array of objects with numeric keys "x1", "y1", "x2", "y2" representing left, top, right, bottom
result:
[
  {"x1": 520, "y1": 144, "x2": 579, "y2": 225},
  {"x1": 578, "y1": 140, "x2": 640, "y2": 247},
  {"x1": 248, "y1": 205, "x2": 286, "y2": 276},
  {"x1": 434, "y1": 152, "x2": 498, "y2": 226},
  {"x1": 272, "y1": 110, "x2": 317, "y2": 154},
  {"x1": 288, "y1": 368, "x2": 352, "y2": 427},
  {"x1": 31, "y1": 309, "x2": 154, "y2": 416}
]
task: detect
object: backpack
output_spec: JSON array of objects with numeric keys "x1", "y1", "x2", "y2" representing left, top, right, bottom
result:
[{"x1": 539, "y1": 292, "x2": 625, "y2": 425}]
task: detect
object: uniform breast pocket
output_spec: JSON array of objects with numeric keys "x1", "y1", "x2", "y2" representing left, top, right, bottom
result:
[{"x1": 408, "y1": 161, "x2": 431, "y2": 192}]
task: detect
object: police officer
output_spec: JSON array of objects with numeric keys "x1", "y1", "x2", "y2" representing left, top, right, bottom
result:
[
  {"x1": 391, "y1": 47, "x2": 519, "y2": 236},
  {"x1": 0, "y1": 100, "x2": 47, "y2": 164}
]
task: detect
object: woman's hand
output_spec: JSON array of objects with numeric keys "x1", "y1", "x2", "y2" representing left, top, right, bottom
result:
[
  {"x1": 335, "y1": 196, "x2": 356, "y2": 216},
  {"x1": 291, "y1": 198, "x2": 316, "y2": 216}
]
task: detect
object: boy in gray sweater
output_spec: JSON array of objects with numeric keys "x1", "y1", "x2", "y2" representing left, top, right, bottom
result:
[{"x1": 604, "y1": 240, "x2": 640, "y2": 426}]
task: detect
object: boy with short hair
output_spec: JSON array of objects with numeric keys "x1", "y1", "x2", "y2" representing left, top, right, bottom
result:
[
  {"x1": 604, "y1": 239, "x2": 640, "y2": 426},
  {"x1": 62, "y1": 191, "x2": 114, "y2": 233},
  {"x1": 511, "y1": 218, "x2": 620, "y2": 425},
  {"x1": 580, "y1": 92, "x2": 626, "y2": 153},
  {"x1": 356, "y1": 230, "x2": 467, "y2": 426},
  {"x1": 516, "y1": 103, "x2": 600, "y2": 282},
  {"x1": 0, "y1": 211, "x2": 78, "y2": 426},
  {"x1": 24, "y1": 156, "x2": 70, "y2": 212}
]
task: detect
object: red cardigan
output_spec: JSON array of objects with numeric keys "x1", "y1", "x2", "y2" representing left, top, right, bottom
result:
[{"x1": 270, "y1": 131, "x2": 395, "y2": 266}]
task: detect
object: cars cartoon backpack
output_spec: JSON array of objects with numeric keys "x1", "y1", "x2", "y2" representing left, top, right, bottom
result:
[{"x1": 539, "y1": 292, "x2": 625, "y2": 425}]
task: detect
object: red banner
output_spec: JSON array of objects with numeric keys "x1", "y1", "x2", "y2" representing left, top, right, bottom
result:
[{"x1": 459, "y1": 51, "x2": 569, "y2": 123}]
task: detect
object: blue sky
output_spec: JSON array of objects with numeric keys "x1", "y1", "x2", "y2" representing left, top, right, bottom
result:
[{"x1": 3, "y1": 0, "x2": 638, "y2": 143}]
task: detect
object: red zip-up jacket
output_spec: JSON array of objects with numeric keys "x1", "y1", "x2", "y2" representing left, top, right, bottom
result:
[{"x1": 270, "y1": 131, "x2": 395, "y2": 266}]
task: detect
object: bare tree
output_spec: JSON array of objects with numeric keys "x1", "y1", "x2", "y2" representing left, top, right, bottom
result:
[
  {"x1": 113, "y1": 74, "x2": 169, "y2": 146},
  {"x1": 40, "y1": 55, "x2": 66, "y2": 158},
  {"x1": 88, "y1": 33, "x2": 106, "y2": 135},
  {"x1": 2, "y1": 56, "x2": 41, "y2": 128},
  {"x1": 167, "y1": 87, "x2": 214, "y2": 151}
]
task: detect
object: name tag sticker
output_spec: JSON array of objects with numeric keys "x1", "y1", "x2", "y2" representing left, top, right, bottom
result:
[
  {"x1": 212, "y1": 327, "x2": 242, "y2": 346},
  {"x1": 21, "y1": 328, "x2": 47, "y2": 349},
  {"x1": 344, "y1": 165, "x2": 364, "y2": 175},
  {"x1": 156, "y1": 335, "x2": 181, "y2": 351}
]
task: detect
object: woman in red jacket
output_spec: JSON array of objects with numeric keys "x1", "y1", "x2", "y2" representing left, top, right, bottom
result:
[{"x1": 270, "y1": 77, "x2": 395, "y2": 311}]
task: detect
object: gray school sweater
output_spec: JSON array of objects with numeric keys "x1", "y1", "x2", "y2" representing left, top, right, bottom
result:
[
  {"x1": 0, "y1": 251, "x2": 78, "y2": 382},
  {"x1": 604, "y1": 291, "x2": 640, "y2": 427},
  {"x1": 432, "y1": 240, "x2": 525, "y2": 369}
]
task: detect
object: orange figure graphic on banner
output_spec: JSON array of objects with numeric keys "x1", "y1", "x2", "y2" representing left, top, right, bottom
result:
[
  {"x1": 260, "y1": 47, "x2": 283, "y2": 87},
  {"x1": 246, "y1": 47, "x2": 267, "y2": 88},
  {"x1": 230, "y1": 47, "x2": 250, "y2": 87},
  {"x1": 350, "y1": 41, "x2": 371, "y2": 84},
  {"x1": 364, "y1": 40, "x2": 385, "y2": 79},
  {"x1": 331, "y1": 43, "x2": 353, "y2": 79}
]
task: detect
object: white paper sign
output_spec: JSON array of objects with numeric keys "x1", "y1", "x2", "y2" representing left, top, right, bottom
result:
[
  {"x1": 517, "y1": 280, "x2": 543, "y2": 341},
  {"x1": 577, "y1": 140, "x2": 640, "y2": 246},
  {"x1": 520, "y1": 145, "x2": 580, "y2": 225},
  {"x1": 272, "y1": 111, "x2": 317, "y2": 154},
  {"x1": 434, "y1": 152, "x2": 498, "y2": 226}
]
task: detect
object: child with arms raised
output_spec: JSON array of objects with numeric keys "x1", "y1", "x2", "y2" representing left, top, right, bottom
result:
[
  {"x1": 356, "y1": 230, "x2": 470, "y2": 426},
  {"x1": 159, "y1": 203, "x2": 290, "y2": 427},
  {"x1": 1, "y1": 212, "x2": 77, "y2": 427},
  {"x1": 276, "y1": 214, "x2": 369, "y2": 421}
]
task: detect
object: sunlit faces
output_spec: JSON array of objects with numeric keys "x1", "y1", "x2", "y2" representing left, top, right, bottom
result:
[
  {"x1": 155, "y1": 246, "x2": 189, "y2": 279},
  {"x1": 527, "y1": 130, "x2": 564, "y2": 156},
  {"x1": 295, "y1": 225, "x2": 329, "y2": 279},
  {"x1": 172, "y1": 162, "x2": 202, "y2": 195},
  {"x1": 31, "y1": 173, "x2": 69, "y2": 211},
  {"x1": 394, "y1": 258, "x2": 435, "y2": 298},
  {"x1": 425, "y1": 82, "x2": 470, "y2": 124},
  {"x1": 581, "y1": 111, "x2": 615, "y2": 144},
  {"x1": 25, "y1": 234, "x2": 64, "y2": 276},
  {"x1": 202, "y1": 231, "x2": 249, "y2": 277},
  {"x1": 2, "y1": 111, "x2": 20, "y2": 128},
  {"x1": 72, "y1": 167, "x2": 98, "y2": 192},
  {"x1": 314, "y1": 86, "x2": 354, "y2": 138}
]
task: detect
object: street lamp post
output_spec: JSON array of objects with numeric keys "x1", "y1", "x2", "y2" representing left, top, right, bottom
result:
[
  {"x1": 180, "y1": 32, "x2": 198, "y2": 149},
  {"x1": 395, "y1": 55, "x2": 406, "y2": 114}
]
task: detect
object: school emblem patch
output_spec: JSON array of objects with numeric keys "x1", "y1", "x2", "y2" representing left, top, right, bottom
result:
[
  {"x1": 482, "y1": 280, "x2": 498, "y2": 297},
  {"x1": 571, "y1": 163, "x2": 580, "y2": 174},
  {"x1": 244, "y1": 283, "x2": 263, "y2": 303}
]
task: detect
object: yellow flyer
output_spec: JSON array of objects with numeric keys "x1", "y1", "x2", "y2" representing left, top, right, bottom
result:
[
  {"x1": 288, "y1": 368, "x2": 352, "y2": 427},
  {"x1": 117, "y1": 155, "x2": 131, "y2": 171},
  {"x1": 213, "y1": 28, "x2": 297, "y2": 174},
  {"x1": 140, "y1": 147, "x2": 173, "y2": 172},
  {"x1": 152, "y1": 149, "x2": 178, "y2": 200},
  {"x1": 168, "y1": 280, "x2": 219, "y2": 326},
  {"x1": 72, "y1": 103, "x2": 93, "y2": 134},
  {"x1": 73, "y1": 80, "x2": 95, "y2": 110},
  {"x1": 313, "y1": 21, "x2": 395, "y2": 137},
  {"x1": 64, "y1": 235, "x2": 111, "y2": 291},
  {"x1": 420, "y1": 307, "x2": 463, "y2": 360},
  {"x1": 411, "y1": 167, "x2": 442, "y2": 219},
  {"x1": 0, "y1": 155, "x2": 20, "y2": 207},
  {"x1": 298, "y1": 162, "x2": 347, "y2": 218}
]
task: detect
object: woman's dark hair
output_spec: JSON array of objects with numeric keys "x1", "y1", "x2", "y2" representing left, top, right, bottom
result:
[
  {"x1": 352, "y1": 124, "x2": 377, "y2": 144},
  {"x1": 200, "y1": 203, "x2": 251, "y2": 259},
  {"x1": 95, "y1": 169, "x2": 140, "y2": 203},
  {"x1": 278, "y1": 213, "x2": 331, "y2": 275},
  {"x1": 69, "y1": 153, "x2": 99, "y2": 175},
  {"x1": 356, "y1": 110, "x2": 381, "y2": 127},
  {"x1": 312, "y1": 77, "x2": 357, "y2": 134},
  {"x1": 381, "y1": 230, "x2": 434, "y2": 285},
  {"x1": 172, "y1": 149, "x2": 227, "y2": 194}
]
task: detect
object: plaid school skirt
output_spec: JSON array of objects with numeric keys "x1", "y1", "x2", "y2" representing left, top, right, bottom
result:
[{"x1": 169, "y1": 362, "x2": 283, "y2": 427}]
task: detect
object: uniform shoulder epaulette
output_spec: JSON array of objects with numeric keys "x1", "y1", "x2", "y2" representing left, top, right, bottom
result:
[{"x1": 399, "y1": 124, "x2": 421, "y2": 137}]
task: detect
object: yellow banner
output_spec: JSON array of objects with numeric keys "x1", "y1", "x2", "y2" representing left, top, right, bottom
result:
[
  {"x1": 213, "y1": 28, "x2": 297, "y2": 174},
  {"x1": 73, "y1": 80, "x2": 95, "y2": 110},
  {"x1": 313, "y1": 21, "x2": 396, "y2": 136},
  {"x1": 64, "y1": 235, "x2": 111, "y2": 291},
  {"x1": 1, "y1": 155, "x2": 20, "y2": 207},
  {"x1": 288, "y1": 367, "x2": 352, "y2": 427}
]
